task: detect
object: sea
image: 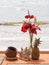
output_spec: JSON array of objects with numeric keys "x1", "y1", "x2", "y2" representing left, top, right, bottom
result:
[
  {"x1": 0, "y1": 24, "x2": 49, "y2": 51},
  {"x1": 0, "y1": 0, "x2": 49, "y2": 51}
]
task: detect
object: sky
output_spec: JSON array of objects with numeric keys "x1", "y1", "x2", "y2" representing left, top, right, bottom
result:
[{"x1": 0, "y1": 0, "x2": 49, "y2": 22}]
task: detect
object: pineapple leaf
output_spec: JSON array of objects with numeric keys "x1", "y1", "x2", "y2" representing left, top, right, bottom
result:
[{"x1": 34, "y1": 38, "x2": 41, "y2": 47}]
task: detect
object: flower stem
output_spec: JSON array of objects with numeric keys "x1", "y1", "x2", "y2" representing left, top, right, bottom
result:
[{"x1": 29, "y1": 30, "x2": 33, "y2": 49}]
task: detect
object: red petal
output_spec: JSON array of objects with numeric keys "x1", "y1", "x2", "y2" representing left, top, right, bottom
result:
[
  {"x1": 21, "y1": 22, "x2": 30, "y2": 32},
  {"x1": 31, "y1": 28, "x2": 37, "y2": 34},
  {"x1": 21, "y1": 27, "x2": 28, "y2": 32},
  {"x1": 30, "y1": 24, "x2": 41, "y2": 34},
  {"x1": 34, "y1": 26, "x2": 41, "y2": 31},
  {"x1": 30, "y1": 15, "x2": 34, "y2": 19},
  {"x1": 32, "y1": 24, "x2": 41, "y2": 30},
  {"x1": 37, "y1": 27, "x2": 41, "y2": 30},
  {"x1": 25, "y1": 15, "x2": 30, "y2": 19}
]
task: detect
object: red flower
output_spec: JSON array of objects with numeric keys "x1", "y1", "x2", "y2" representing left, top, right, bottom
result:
[
  {"x1": 25, "y1": 15, "x2": 34, "y2": 19},
  {"x1": 30, "y1": 24, "x2": 41, "y2": 34},
  {"x1": 21, "y1": 22, "x2": 41, "y2": 34},
  {"x1": 21, "y1": 22, "x2": 31, "y2": 32},
  {"x1": 25, "y1": 10, "x2": 34, "y2": 19}
]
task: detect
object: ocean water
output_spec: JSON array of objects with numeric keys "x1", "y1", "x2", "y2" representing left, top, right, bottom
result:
[
  {"x1": 0, "y1": 24, "x2": 49, "y2": 51},
  {"x1": 0, "y1": 0, "x2": 49, "y2": 51}
]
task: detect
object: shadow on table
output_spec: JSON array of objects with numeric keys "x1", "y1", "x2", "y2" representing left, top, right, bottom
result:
[{"x1": 25, "y1": 59, "x2": 45, "y2": 64}]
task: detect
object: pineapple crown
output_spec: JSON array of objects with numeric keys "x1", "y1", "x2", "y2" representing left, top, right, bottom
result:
[{"x1": 34, "y1": 38, "x2": 41, "y2": 47}]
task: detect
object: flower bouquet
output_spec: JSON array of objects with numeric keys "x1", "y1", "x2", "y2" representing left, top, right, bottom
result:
[{"x1": 21, "y1": 10, "x2": 41, "y2": 60}]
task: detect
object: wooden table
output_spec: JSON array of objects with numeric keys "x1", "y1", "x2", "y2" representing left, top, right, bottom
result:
[{"x1": 0, "y1": 51, "x2": 49, "y2": 65}]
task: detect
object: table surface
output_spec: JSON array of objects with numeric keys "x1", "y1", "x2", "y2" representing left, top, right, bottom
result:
[{"x1": 0, "y1": 52, "x2": 49, "y2": 65}]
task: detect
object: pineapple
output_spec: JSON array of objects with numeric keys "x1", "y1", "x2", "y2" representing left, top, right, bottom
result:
[{"x1": 32, "y1": 38, "x2": 41, "y2": 60}]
